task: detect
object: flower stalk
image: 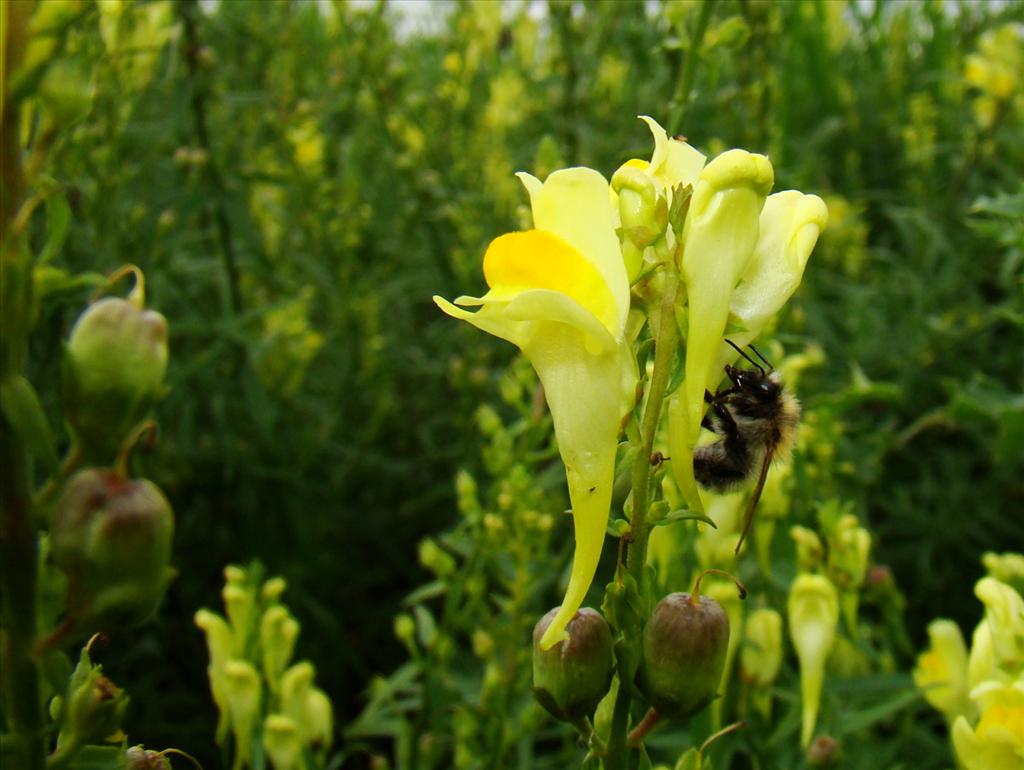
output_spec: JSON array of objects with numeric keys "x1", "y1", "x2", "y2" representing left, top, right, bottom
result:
[{"x1": 606, "y1": 266, "x2": 681, "y2": 770}]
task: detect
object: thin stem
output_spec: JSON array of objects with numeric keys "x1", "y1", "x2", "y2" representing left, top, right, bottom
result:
[
  {"x1": 1, "y1": 7, "x2": 45, "y2": 768},
  {"x1": 605, "y1": 270, "x2": 682, "y2": 769},
  {"x1": 626, "y1": 272, "x2": 681, "y2": 579},
  {"x1": 571, "y1": 716, "x2": 607, "y2": 756},
  {"x1": 176, "y1": 0, "x2": 242, "y2": 316},
  {"x1": 626, "y1": 708, "x2": 663, "y2": 748},
  {"x1": 669, "y1": 0, "x2": 716, "y2": 136}
]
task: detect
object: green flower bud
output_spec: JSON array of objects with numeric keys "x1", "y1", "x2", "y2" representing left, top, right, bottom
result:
[
  {"x1": 51, "y1": 469, "x2": 174, "y2": 635},
  {"x1": 261, "y1": 605, "x2": 300, "y2": 690},
  {"x1": 532, "y1": 607, "x2": 614, "y2": 722},
  {"x1": 64, "y1": 651, "x2": 129, "y2": 749},
  {"x1": 125, "y1": 746, "x2": 171, "y2": 770},
  {"x1": 263, "y1": 714, "x2": 303, "y2": 770},
  {"x1": 637, "y1": 592, "x2": 730, "y2": 719},
  {"x1": 63, "y1": 294, "x2": 168, "y2": 462}
]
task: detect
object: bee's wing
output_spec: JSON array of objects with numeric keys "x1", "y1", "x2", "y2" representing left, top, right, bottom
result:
[{"x1": 734, "y1": 449, "x2": 773, "y2": 555}]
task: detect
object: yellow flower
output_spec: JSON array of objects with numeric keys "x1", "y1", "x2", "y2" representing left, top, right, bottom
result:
[
  {"x1": 914, "y1": 619, "x2": 970, "y2": 721},
  {"x1": 435, "y1": 168, "x2": 635, "y2": 650},
  {"x1": 976, "y1": 577, "x2": 1024, "y2": 673},
  {"x1": 952, "y1": 681, "x2": 1024, "y2": 770},
  {"x1": 788, "y1": 573, "x2": 839, "y2": 748}
]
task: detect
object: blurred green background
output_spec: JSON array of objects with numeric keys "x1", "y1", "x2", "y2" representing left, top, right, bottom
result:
[{"x1": 20, "y1": 0, "x2": 1024, "y2": 765}]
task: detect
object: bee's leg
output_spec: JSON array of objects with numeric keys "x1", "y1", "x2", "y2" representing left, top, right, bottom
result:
[{"x1": 711, "y1": 401, "x2": 739, "y2": 441}]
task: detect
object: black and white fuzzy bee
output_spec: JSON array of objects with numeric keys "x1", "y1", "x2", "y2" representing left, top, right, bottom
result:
[{"x1": 694, "y1": 340, "x2": 800, "y2": 554}]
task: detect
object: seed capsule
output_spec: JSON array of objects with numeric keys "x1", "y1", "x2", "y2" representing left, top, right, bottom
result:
[
  {"x1": 532, "y1": 607, "x2": 614, "y2": 722},
  {"x1": 63, "y1": 296, "x2": 168, "y2": 462},
  {"x1": 636, "y1": 592, "x2": 730, "y2": 719},
  {"x1": 51, "y1": 468, "x2": 175, "y2": 635}
]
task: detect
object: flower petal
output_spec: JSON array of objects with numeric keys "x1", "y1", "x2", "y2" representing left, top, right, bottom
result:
[
  {"x1": 730, "y1": 191, "x2": 828, "y2": 335},
  {"x1": 669, "y1": 150, "x2": 774, "y2": 509},
  {"x1": 481, "y1": 230, "x2": 620, "y2": 337},
  {"x1": 523, "y1": 325, "x2": 625, "y2": 650},
  {"x1": 638, "y1": 115, "x2": 706, "y2": 191},
  {"x1": 434, "y1": 289, "x2": 616, "y2": 355},
  {"x1": 516, "y1": 168, "x2": 629, "y2": 337}
]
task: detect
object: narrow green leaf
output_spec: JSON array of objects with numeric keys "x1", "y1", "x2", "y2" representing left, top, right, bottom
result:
[{"x1": 0, "y1": 375, "x2": 59, "y2": 473}]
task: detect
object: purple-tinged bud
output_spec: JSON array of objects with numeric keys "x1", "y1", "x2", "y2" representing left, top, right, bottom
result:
[
  {"x1": 807, "y1": 735, "x2": 840, "y2": 766},
  {"x1": 532, "y1": 607, "x2": 614, "y2": 721},
  {"x1": 126, "y1": 746, "x2": 171, "y2": 770},
  {"x1": 51, "y1": 469, "x2": 174, "y2": 635},
  {"x1": 636, "y1": 592, "x2": 730, "y2": 718}
]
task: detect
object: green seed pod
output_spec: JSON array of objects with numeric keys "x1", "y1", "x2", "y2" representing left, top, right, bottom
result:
[
  {"x1": 636, "y1": 592, "x2": 730, "y2": 719},
  {"x1": 532, "y1": 607, "x2": 614, "y2": 722},
  {"x1": 51, "y1": 469, "x2": 175, "y2": 635},
  {"x1": 63, "y1": 295, "x2": 168, "y2": 462}
]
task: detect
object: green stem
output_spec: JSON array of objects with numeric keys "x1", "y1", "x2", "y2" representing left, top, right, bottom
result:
[
  {"x1": 176, "y1": 0, "x2": 242, "y2": 316},
  {"x1": 669, "y1": 0, "x2": 716, "y2": 136},
  {"x1": 605, "y1": 270, "x2": 682, "y2": 770},
  {"x1": 1, "y1": 9, "x2": 44, "y2": 769},
  {"x1": 1, "y1": 415, "x2": 45, "y2": 770}
]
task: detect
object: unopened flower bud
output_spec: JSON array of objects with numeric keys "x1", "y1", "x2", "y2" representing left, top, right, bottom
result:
[
  {"x1": 791, "y1": 526, "x2": 824, "y2": 572},
  {"x1": 51, "y1": 469, "x2": 174, "y2": 634},
  {"x1": 418, "y1": 538, "x2": 456, "y2": 577},
  {"x1": 807, "y1": 735, "x2": 840, "y2": 766},
  {"x1": 63, "y1": 294, "x2": 168, "y2": 461},
  {"x1": 263, "y1": 714, "x2": 303, "y2": 770},
  {"x1": 612, "y1": 165, "x2": 665, "y2": 281},
  {"x1": 532, "y1": 607, "x2": 614, "y2": 721},
  {"x1": 637, "y1": 592, "x2": 730, "y2": 719},
  {"x1": 741, "y1": 608, "x2": 783, "y2": 687},
  {"x1": 261, "y1": 606, "x2": 300, "y2": 689}
]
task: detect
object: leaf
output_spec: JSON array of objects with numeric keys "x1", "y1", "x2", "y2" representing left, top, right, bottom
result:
[
  {"x1": 651, "y1": 509, "x2": 718, "y2": 529},
  {"x1": 412, "y1": 605, "x2": 437, "y2": 649},
  {"x1": 39, "y1": 192, "x2": 71, "y2": 264},
  {"x1": 64, "y1": 745, "x2": 126, "y2": 770},
  {"x1": 402, "y1": 580, "x2": 446, "y2": 606},
  {"x1": 0, "y1": 376, "x2": 59, "y2": 473}
]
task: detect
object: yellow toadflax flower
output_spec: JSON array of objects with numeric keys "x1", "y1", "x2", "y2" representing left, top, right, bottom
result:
[
  {"x1": 788, "y1": 573, "x2": 839, "y2": 748},
  {"x1": 435, "y1": 167, "x2": 635, "y2": 650},
  {"x1": 952, "y1": 680, "x2": 1024, "y2": 770}
]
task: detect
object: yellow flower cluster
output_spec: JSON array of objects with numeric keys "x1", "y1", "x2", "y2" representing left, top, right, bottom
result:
[
  {"x1": 965, "y1": 24, "x2": 1024, "y2": 128},
  {"x1": 195, "y1": 565, "x2": 333, "y2": 770},
  {"x1": 914, "y1": 553, "x2": 1024, "y2": 769},
  {"x1": 436, "y1": 117, "x2": 826, "y2": 650}
]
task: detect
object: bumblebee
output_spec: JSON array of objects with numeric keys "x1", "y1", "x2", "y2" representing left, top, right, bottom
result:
[{"x1": 694, "y1": 341, "x2": 800, "y2": 554}]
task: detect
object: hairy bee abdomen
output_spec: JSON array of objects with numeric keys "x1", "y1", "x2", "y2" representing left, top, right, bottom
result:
[{"x1": 693, "y1": 442, "x2": 754, "y2": 492}]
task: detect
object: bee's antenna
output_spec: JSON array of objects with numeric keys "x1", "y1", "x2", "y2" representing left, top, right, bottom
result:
[
  {"x1": 748, "y1": 343, "x2": 774, "y2": 371},
  {"x1": 724, "y1": 339, "x2": 764, "y2": 375}
]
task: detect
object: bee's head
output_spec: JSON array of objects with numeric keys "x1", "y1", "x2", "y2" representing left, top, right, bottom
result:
[{"x1": 725, "y1": 365, "x2": 781, "y2": 400}]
